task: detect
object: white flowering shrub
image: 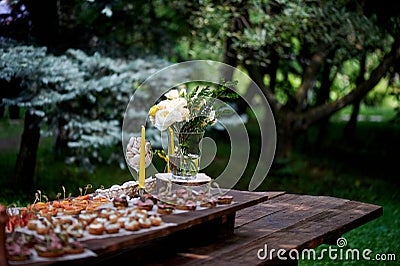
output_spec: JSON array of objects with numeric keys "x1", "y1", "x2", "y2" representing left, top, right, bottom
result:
[{"x1": 0, "y1": 42, "x2": 171, "y2": 170}]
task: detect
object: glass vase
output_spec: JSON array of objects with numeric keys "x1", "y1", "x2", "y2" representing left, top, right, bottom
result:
[{"x1": 168, "y1": 129, "x2": 204, "y2": 180}]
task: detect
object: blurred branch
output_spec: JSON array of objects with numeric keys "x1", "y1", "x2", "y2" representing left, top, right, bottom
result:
[{"x1": 303, "y1": 37, "x2": 400, "y2": 127}]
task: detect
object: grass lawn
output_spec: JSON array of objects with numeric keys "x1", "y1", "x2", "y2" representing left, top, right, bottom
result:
[
  {"x1": 0, "y1": 112, "x2": 398, "y2": 265},
  {"x1": 255, "y1": 120, "x2": 400, "y2": 265}
]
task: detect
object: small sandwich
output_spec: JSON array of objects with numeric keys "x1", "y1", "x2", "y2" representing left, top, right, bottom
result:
[
  {"x1": 175, "y1": 200, "x2": 197, "y2": 211},
  {"x1": 6, "y1": 242, "x2": 32, "y2": 261},
  {"x1": 87, "y1": 223, "x2": 105, "y2": 235},
  {"x1": 34, "y1": 232, "x2": 68, "y2": 258},
  {"x1": 217, "y1": 195, "x2": 233, "y2": 205},
  {"x1": 63, "y1": 241, "x2": 85, "y2": 255},
  {"x1": 135, "y1": 198, "x2": 154, "y2": 211},
  {"x1": 200, "y1": 197, "x2": 218, "y2": 208},
  {"x1": 113, "y1": 197, "x2": 128, "y2": 208},
  {"x1": 157, "y1": 203, "x2": 174, "y2": 215},
  {"x1": 34, "y1": 244, "x2": 65, "y2": 258}
]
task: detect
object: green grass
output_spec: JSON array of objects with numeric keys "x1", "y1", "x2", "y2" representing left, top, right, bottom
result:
[{"x1": 0, "y1": 112, "x2": 399, "y2": 265}]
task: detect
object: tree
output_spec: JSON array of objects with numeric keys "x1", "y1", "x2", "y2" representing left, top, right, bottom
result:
[{"x1": 178, "y1": 0, "x2": 400, "y2": 158}]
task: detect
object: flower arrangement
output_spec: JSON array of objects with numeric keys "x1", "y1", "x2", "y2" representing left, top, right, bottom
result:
[
  {"x1": 148, "y1": 81, "x2": 238, "y2": 178},
  {"x1": 148, "y1": 81, "x2": 238, "y2": 134}
]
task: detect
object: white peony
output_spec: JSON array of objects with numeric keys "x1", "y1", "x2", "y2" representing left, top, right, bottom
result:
[
  {"x1": 154, "y1": 109, "x2": 178, "y2": 131},
  {"x1": 168, "y1": 98, "x2": 187, "y2": 111},
  {"x1": 157, "y1": 99, "x2": 170, "y2": 111},
  {"x1": 164, "y1": 89, "x2": 180, "y2": 99}
]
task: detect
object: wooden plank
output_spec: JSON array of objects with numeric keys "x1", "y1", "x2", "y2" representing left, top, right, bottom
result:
[
  {"x1": 231, "y1": 200, "x2": 383, "y2": 264},
  {"x1": 235, "y1": 193, "x2": 307, "y2": 228},
  {"x1": 156, "y1": 194, "x2": 382, "y2": 265},
  {"x1": 235, "y1": 193, "x2": 349, "y2": 229},
  {"x1": 275, "y1": 200, "x2": 384, "y2": 249}
]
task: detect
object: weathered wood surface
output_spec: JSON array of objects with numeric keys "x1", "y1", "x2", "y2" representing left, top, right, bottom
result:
[
  {"x1": 156, "y1": 193, "x2": 383, "y2": 265},
  {"x1": 24, "y1": 191, "x2": 382, "y2": 265}
]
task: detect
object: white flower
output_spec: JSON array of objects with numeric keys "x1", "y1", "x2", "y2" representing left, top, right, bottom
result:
[
  {"x1": 164, "y1": 89, "x2": 180, "y2": 99},
  {"x1": 157, "y1": 99, "x2": 170, "y2": 110},
  {"x1": 149, "y1": 85, "x2": 231, "y2": 132},
  {"x1": 168, "y1": 98, "x2": 187, "y2": 111},
  {"x1": 150, "y1": 97, "x2": 190, "y2": 131},
  {"x1": 154, "y1": 109, "x2": 178, "y2": 131}
]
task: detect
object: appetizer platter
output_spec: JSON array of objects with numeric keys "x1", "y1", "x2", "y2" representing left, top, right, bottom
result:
[{"x1": 2, "y1": 177, "x2": 235, "y2": 264}]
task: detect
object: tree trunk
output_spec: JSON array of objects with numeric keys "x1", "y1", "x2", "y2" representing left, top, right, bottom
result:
[
  {"x1": 275, "y1": 113, "x2": 299, "y2": 159},
  {"x1": 344, "y1": 100, "x2": 360, "y2": 140},
  {"x1": 221, "y1": 5, "x2": 250, "y2": 115},
  {"x1": 221, "y1": 3, "x2": 249, "y2": 81},
  {"x1": 14, "y1": 109, "x2": 41, "y2": 193},
  {"x1": 344, "y1": 53, "x2": 367, "y2": 140},
  {"x1": 9, "y1": 105, "x2": 20, "y2": 119},
  {"x1": 315, "y1": 51, "x2": 336, "y2": 146},
  {"x1": 295, "y1": 47, "x2": 327, "y2": 110},
  {"x1": 55, "y1": 117, "x2": 69, "y2": 156},
  {"x1": 269, "y1": 51, "x2": 279, "y2": 94}
]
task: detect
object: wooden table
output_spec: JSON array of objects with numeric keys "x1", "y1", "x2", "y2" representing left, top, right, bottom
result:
[
  {"x1": 24, "y1": 190, "x2": 383, "y2": 265},
  {"x1": 157, "y1": 191, "x2": 383, "y2": 265}
]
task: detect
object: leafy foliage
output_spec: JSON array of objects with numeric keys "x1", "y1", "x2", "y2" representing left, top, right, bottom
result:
[
  {"x1": 182, "y1": 81, "x2": 239, "y2": 133},
  {"x1": 1, "y1": 42, "x2": 171, "y2": 170}
]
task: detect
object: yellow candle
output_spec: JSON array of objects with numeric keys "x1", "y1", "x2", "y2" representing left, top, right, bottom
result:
[
  {"x1": 167, "y1": 127, "x2": 175, "y2": 173},
  {"x1": 169, "y1": 127, "x2": 175, "y2": 154},
  {"x1": 139, "y1": 125, "x2": 146, "y2": 188},
  {"x1": 167, "y1": 149, "x2": 170, "y2": 173}
]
